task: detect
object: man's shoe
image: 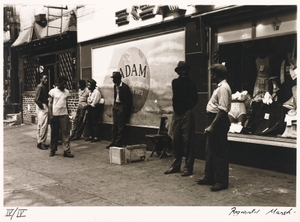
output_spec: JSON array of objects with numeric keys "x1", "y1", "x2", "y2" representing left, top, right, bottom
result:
[
  {"x1": 164, "y1": 167, "x2": 180, "y2": 174},
  {"x1": 63, "y1": 152, "x2": 74, "y2": 158},
  {"x1": 37, "y1": 143, "x2": 48, "y2": 150},
  {"x1": 91, "y1": 138, "x2": 101, "y2": 142},
  {"x1": 43, "y1": 144, "x2": 50, "y2": 148},
  {"x1": 210, "y1": 183, "x2": 227, "y2": 191},
  {"x1": 181, "y1": 171, "x2": 192, "y2": 177},
  {"x1": 196, "y1": 178, "x2": 215, "y2": 185},
  {"x1": 85, "y1": 137, "x2": 94, "y2": 141},
  {"x1": 70, "y1": 137, "x2": 80, "y2": 141},
  {"x1": 49, "y1": 152, "x2": 55, "y2": 157}
]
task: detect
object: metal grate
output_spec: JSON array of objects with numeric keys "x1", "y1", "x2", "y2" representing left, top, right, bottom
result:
[
  {"x1": 58, "y1": 52, "x2": 74, "y2": 90},
  {"x1": 24, "y1": 58, "x2": 38, "y2": 91}
]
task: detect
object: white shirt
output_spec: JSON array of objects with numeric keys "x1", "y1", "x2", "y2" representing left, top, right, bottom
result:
[
  {"x1": 87, "y1": 88, "x2": 101, "y2": 107},
  {"x1": 206, "y1": 80, "x2": 232, "y2": 113},
  {"x1": 49, "y1": 87, "x2": 70, "y2": 116}
]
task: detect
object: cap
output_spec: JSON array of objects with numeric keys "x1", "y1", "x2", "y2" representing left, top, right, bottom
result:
[
  {"x1": 87, "y1": 78, "x2": 97, "y2": 86},
  {"x1": 210, "y1": 64, "x2": 227, "y2": 75},
  {"x1": 175, "y1": 61, "x2": 190, "y2": 73}
]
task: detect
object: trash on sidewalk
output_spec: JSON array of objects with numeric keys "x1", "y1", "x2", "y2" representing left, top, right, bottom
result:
[{"x1": 109, "y1": 144, "x2": 147, "y2": 165}]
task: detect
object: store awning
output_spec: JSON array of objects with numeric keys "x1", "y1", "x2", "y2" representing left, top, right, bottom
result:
[
  {"x1": 11, "y1": 26, "x2": 33, "y2": 47},
  {"x1": 12, "y1": 14, "x2": 76, "y2": 47}
]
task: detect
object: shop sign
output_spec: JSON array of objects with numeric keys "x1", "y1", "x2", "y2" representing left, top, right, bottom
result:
[{"x1": 256, "y1": 12, "x2": 296, "y2": 38}]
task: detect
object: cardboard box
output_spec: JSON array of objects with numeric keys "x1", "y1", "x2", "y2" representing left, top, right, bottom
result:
[
  {"x1": 109, "y1": 147, "x2": 126, "y2": 165},
  {"x1": 125, "y1": 144, "x2": 147, "y2": 163}
]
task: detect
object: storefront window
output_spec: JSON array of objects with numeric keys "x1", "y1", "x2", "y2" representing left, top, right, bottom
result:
[{"x1": 218, "y1": 34, "x2": 297, "y2": 139}]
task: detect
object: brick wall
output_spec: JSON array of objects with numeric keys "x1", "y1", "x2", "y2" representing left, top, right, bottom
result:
[{"x1": 22, "y1": 92, "x2": 78, "y2": 124}]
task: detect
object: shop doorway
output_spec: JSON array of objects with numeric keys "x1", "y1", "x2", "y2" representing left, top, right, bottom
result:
[{"x1": 45, "y1": 64, "x2": 57, "y2": 90}]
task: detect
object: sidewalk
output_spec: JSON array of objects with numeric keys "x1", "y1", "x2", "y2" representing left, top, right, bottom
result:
[{"x1": 3, "y1": 124, "x2": 296, "y2": 207}]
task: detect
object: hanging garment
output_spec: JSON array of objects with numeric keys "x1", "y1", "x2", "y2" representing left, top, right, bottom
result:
[{"x1": 245, "y1": 101, "x2": 285, "y2": 136}]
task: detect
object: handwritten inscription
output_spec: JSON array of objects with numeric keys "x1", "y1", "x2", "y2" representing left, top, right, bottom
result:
[
  {"x1": 229, "y1": 207, "x2": 295, "y2": 216},
  {"x1": 229, "y1": 207, "x2": 260, "y2": 216},
  {"x1": 5, "y1": 208, "x2": 27, "y2": 220},
  {"x1": 266, "y1": 208, "x2": 293, "y2": 216}
]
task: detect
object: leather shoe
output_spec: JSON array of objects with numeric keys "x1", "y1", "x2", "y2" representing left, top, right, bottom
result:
[
  {"x1": 37, "y1": 143, "x2": 48, "y2": 150},
  {"x1": 63, "y1": 152, "x2": 74, "y2": 158},
  {"x1": 85, "y1": 137, "x2": 94, "y2": 141},
  {"x1": 164, "y1": 167, "x2": 180, "y2": 174},
  {"x1": 210, "y1": 183, "x2": 227, "y2": 191},
  {"x1": 49, "y1": 152, "x2": 55, "y2": 157},
  {"x1": 181, "y1": 171, "x2": 192, "y2": 177},
  {"x1": 196, "y1": 178, "x2": 215, "y2": 185},
  {"x1": 70, "y1": 137, "x2": 80, "y2": 141}
]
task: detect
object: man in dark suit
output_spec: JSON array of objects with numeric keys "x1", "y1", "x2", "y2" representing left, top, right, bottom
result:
[{"x1": 106, "y1": 71, "x2": 132, "y2": 148}]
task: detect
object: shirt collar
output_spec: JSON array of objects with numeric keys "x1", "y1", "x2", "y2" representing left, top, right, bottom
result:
[{"x1": 218, "y1": 79, "x2": 227, "y2": 87}]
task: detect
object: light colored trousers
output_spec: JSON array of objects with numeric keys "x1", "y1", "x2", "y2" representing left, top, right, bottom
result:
[{"x1": 36, "y1": 104, "x2": 48, "y2": 144}]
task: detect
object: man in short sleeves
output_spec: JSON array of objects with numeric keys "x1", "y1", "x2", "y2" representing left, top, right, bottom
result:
[
  {"x1": 48, "y1": 76, "x2": 74, "y2": 158},
  {"x1": 196, "y1": 64, "x2": 232, "y2": 191}
]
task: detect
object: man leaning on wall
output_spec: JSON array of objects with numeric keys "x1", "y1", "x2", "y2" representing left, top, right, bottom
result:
[{"x1": 35, "y1": 73, "x2": 49, "y2": 150}]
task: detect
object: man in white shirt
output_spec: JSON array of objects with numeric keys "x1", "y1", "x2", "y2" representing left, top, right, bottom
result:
[
  {"x1": 196, "y1": 64, "x2": 231, "y2": 191},
  {"x1": 85, "y1": 79, "x2": 102, "y2": 142},
  {"x1": 48, "y1": 76, "x2": 74, "y2": 158}
]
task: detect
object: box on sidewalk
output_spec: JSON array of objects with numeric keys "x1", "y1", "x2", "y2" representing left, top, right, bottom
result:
[
  {"x1": 109, "y1": 147, "x2": 126, "y2": 165},
  {"x1": 109, "y1": 144, "x2": 147, "y2": 165},
  {"x1": 125, "y1": 144, "x2": 147, "y2": 163}
]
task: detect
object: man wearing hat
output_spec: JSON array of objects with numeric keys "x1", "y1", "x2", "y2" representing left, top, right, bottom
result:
[
  {"x1": 85, "y1": 79, "x2": 102, "y2": 142},
  {"x1": 196, "y1": 64, "x2": 232, "y2": 191},
  {"x1": 106, "y1": 71, "x2": 132, "y2": 148},
  {"x1": 164, "y1": 61, "x2": 198, "y2": 177}
]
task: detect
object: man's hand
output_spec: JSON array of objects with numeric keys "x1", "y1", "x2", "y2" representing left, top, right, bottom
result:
[{"x1": 204, "y1": 125, "x2": 213, "y2": 134}]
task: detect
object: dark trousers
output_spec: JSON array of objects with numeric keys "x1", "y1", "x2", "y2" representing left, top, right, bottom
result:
[
  {"x1": 112, "y1": 103, "x2": 128, "y2": 146},
  {"x1": 87, "y1": 105, "x2": 101, "y2": 139},
  {"x1": 204, "y1": 113, "x2": 230, "y2": 187},
  {"x1": 71, "y1": 106, "x2": 87, "y2": 138},
  {"x1": 50, "y1": 115, "x2": 70, "y2": 153},
  {"x1": 171, "y1": 110, "x2": 195, "y2": 172}
]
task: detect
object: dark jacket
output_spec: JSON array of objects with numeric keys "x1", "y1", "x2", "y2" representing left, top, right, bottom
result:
[
  {"x1": 114, "y1": 82, "x2": 132, "y2": 108},
  {"x1": 172, "y1": 76, "x2": 198, "y2": 115}
]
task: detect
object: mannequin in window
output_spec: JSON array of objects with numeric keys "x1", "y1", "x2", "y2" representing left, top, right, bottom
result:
[{"x1": 253, "y1": 47, "x2": 279, "y2": 102}]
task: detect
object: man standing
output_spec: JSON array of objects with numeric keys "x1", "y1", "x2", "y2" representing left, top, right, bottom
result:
[
  {"x1": 85, "y1": 79, "x2": 102, "y2": 142},
  {"x1": 35, "y1": 74, "x2": 49, "y2": 150},
  {"x1": 164, "y1": 61, "x2": 198, "y2": 177},
  {"x1": 48, "y1": 76, "x2": 74, "y2": 158},
  {"x1": 70, "y1": 80, "x2": 90, "y2": 141},
  {"x1": 106, "y1": 72, "x2": 132, "y2": 148},
  {"x1": 196, "y1": 64, "x2": 232, "y2": 191}
]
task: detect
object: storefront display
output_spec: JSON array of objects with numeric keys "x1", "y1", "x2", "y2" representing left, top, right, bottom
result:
[{"x1": 216, "y1": 21, "x2": 297, "y2": 139}]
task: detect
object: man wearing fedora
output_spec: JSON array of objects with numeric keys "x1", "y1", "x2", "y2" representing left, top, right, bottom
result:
[
  {"x1": 164, "y1": 61, "x2": 198, "y2": 177},
  {"x1": 85, "y1": 79, "x2": 102, "y2": 142},
  {"x1": 106, "y1": 71, "x2": 132, "y2": 149},
  {"x1": 196, "y1": 64, "x2": 232, "y2": 191}
]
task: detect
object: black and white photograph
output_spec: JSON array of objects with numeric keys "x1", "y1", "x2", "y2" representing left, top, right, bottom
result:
[{"x1": 2, "y1": 1, "x2": 299, "y2": 221}]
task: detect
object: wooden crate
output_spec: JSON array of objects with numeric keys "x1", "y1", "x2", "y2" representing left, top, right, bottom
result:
[
  {"x1": 109, "y1": 147, "x2": 126, "y2": 165},
  {"x1": 125, "y1": 144, "x2": 147, "y2": 163}
]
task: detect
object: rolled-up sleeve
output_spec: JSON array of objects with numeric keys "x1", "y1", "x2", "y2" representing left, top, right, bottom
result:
[{"x1": 217, "y1": 87, "x2": 231, "y2": 112}]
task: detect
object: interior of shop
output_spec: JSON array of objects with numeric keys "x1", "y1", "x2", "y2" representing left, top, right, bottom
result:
[{"x1": 218, "y1": 34, "x2": 297, "y2": 138}]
